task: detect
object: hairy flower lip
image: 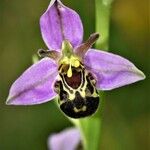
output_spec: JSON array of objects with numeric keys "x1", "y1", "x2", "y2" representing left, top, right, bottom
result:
[{"x1": 6, "y1": 0, "x2": 145, "y2": 106}]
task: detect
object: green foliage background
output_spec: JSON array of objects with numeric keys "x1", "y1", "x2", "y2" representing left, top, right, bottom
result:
[{"x1": 0, "y1": 0, "x2": 149, "y2": 149}]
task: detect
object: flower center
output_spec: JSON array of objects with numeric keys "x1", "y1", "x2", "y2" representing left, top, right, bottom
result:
[
  {"x1": 59, "y1": 40, "x2": 81, "y2": 78},
  {"x1": 38, "y1": 33, "x2": 100, "y2": 78}
]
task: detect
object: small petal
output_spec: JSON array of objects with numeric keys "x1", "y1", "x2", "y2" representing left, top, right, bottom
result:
[
  {"x1": 6, "y1": 58, "x2": 58, "y2": 105},
  {"x1": 84, "y1": 49, "x2": 145, "y2": 90},
  {"x1": 40, "y1": 0, "x2": 83, "y2": 50},
  {"x1": 48, "y1": 128, "x2": 81, "y2": 150},
  {"x1": 75, "y1": 33, "x2": 99, "y2": 59}
]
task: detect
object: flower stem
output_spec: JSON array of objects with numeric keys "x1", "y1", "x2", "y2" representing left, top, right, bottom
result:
[
  {"x1": 70, "y1": 1, "x2": 113, "y2": 150},
  {"x1": 92, "y1": 0, "x2": 112, "y2": 150},
  {"x1": 95, "y1": 0, "x2": 112, "y2": 50}
]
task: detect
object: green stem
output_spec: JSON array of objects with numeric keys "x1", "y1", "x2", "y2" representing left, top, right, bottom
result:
[
  {"x1": 95, "y1": 0, "x2": 112, "y2": 50},
  {"x1": 90, "y1": 0, "x2": 112, "y2": 149},
  {"x1": 70, "y1": 0, "x2": 112, "y2": 150}
]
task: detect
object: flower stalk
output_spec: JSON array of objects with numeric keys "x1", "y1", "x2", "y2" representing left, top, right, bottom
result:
[
  {"x1": 95, "y1": 0, "x2": 113, "y2": 50},
  {"x1": 74, "y1": 0, "x2": 113, "y2": 150}
]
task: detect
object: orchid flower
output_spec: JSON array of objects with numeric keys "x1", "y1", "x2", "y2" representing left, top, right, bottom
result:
[
  {"x1": 6, "y1": 0, "x2": 145, "y2": 118},
  {"x1": 48, "y1": 128, "x2": 81, "y2": 150}
]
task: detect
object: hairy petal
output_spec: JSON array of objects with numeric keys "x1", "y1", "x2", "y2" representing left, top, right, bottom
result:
[
  {"x1": 6, "y1": 58, "x2": 58, "y2": 105},
  {"x1": 40, "y1": 0, "x2": 83, "y2": 50},
  {"x1": 84, "y1": 49, "x2": 145, "y2": 90},
  {"x1": 48, "y1": 128, "x2": 81, "y2": 150}
]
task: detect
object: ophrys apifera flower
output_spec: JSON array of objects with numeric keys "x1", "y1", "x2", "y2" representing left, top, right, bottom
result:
[{"x1": 6, "y1": 0, "x2": 145, "y2": 118}]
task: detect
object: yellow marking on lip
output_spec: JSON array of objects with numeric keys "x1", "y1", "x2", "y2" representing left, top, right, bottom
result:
[
  {"x1": 74, "y1": 106, "x2": 87, "y2": 112},
  {"x1": 80, "y1": 90, "x2": 86, "y2": 98}
]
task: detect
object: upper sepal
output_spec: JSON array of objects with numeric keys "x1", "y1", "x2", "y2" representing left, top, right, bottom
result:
[
  {"x1": 84, "y1": 49, "x2": 145, "y2": 90},
  {"x1": 40, "y1": 0, "x2": 83, "y2": 50},
  {"x1": 6, "y1": 58, "x2": 58, "y2": 105}
]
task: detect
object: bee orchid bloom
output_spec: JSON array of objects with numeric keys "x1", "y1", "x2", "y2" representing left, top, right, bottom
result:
[
  {"x1": 48, "y1": 128, "x2": 81, "y2": 150},
  {"x1": 6, "y1": 0, "x2": 145, "y2": 118}
]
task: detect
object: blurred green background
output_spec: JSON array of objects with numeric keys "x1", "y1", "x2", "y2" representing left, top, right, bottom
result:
[{"x1": 0, "y1": 0, "x2": 149, "y2": 149}]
